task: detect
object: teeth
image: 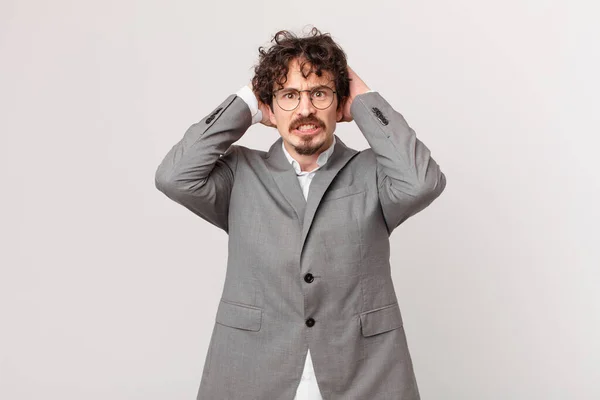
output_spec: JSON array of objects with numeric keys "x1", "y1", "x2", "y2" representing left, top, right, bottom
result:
[{"x1": 297, "y1": 124, "x2": 317, "y2": 131}]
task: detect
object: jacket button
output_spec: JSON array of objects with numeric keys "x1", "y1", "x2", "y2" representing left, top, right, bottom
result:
[
  {"x1": 371, "y1": 107, "x2": 389, "y2": 125},
  {"x1": 304, "y1": 273, "x2": 314, "y2": 283},
  {"x1": 305, "y1": 318, "x2": 315, "y2": 327}
]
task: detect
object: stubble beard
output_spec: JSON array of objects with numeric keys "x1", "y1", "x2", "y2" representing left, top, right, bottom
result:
[{"x1": 292, "y1": 133, "x2": 329, "y2": 156}]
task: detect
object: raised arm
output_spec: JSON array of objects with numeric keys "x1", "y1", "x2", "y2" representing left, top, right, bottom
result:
[
  {"x1": 154, "y1": 95, "x2": 251, "y2": 232},
  {"x1": 341, "y1": 67, "x2": 447, "y2": 235}
]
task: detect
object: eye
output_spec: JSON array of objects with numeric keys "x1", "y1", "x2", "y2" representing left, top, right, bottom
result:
[{"x1": 313, "y1": 90, "x2": 324, "y2": 98}]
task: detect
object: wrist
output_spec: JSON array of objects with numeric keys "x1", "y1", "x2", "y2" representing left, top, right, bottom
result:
[{"x1": 236, "y1": 85, "x2": 262, "y2": 125}]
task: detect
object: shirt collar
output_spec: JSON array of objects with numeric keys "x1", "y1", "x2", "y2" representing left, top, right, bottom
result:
[{"x1": 281, "y1": 136, "x2": 337, "y2": 175}]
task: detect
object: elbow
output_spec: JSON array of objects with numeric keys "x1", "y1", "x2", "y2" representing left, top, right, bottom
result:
[
  {"x1": 428, "y1": 169, "x2": 446, "y2": 195},
  {"x1": 154, "y1": 165, "x2": 172, "y2": 194},
  {"x1": 154, "y1": 166, "x2": 185, "y2": 198},
  {"x1": 417, "y1": 169, "x2": 447, "y2": 202},
  {"x1": 155, "y1": 175, "x2": 169, "y2": 195},
  {"x1": 154, "y1": 165, "x2": 209, "y2": 200},
  {"x1": 404, "y1": 165, "x2": 446, "y2": 204}
]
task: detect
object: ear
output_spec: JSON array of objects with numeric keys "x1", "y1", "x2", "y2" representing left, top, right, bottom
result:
[
  {"x1": 268, "y1": 106, "x2": 277, "y2": 126},
  {"x1": 336, "y1": 97, "x2": 347, "y2": 122}
]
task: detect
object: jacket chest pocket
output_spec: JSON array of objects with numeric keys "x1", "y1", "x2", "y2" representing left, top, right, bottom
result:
[
  {"x1": 322, "y1": 183, "x2": 366, "y2": 202},
  {"x1": 215, "y1": 299, "x2": 263, "y2": 332}
]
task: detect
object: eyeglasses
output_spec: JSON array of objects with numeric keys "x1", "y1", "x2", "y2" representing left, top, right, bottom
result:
[{"x1": 273, "y1": 86, "x2": 337, "y2": 111}]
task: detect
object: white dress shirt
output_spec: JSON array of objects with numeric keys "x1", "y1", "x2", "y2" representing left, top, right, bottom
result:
[{"x1": 235, "y1": 85, "x2": 332, "y2": 399}]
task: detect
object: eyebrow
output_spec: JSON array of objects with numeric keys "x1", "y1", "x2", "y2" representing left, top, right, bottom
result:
[{"x1": 278, "y1": 84, "x2": 333, "y2": 91}]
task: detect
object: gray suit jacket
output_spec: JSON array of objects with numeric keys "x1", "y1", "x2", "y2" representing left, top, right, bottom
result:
[{"x1": 155, "y1": 92, "x2": 447, "y2": 399}]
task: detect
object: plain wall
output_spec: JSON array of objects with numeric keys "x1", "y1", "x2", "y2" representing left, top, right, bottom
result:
[{"x1": 1, "y1": 0, "x2": 598, "y2": 399}]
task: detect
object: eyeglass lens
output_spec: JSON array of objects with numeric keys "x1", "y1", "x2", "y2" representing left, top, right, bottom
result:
[{"x1": 275, "y1": 87, "x2": 334, "y2": 110}]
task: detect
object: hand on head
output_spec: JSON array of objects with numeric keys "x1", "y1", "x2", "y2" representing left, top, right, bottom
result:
[
  {"x1": 338, "y1": 66, "x2": 371, "y2": 123},
  {"x1": 247, "y1": 83, "x2": 277, "y2": 128}
]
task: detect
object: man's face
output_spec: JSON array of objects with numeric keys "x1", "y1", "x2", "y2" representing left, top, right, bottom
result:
[{"x1": 268, "y1": 58, "x2": 343, "y2": 157}]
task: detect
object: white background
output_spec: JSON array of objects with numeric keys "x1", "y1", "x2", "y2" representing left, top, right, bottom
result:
[{"x1": 1, "y1": 0, "x2": 598, "y2": 399}]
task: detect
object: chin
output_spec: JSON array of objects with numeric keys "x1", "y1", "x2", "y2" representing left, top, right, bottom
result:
[{"x1": 292, "y1": 135, "x2": 329, "y2": 156}]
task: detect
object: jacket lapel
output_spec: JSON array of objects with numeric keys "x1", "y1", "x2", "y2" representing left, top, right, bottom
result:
[
  {"x1": 299, "y1": 136, "x2": 359, "y2": 252},
  {"x1": 264, "y1": 137, "x2": 307, "y2": 227}
]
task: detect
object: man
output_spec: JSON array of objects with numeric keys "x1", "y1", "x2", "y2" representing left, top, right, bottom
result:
[{"x1": 155, "y1": 28, "x2": 447, "y2": 400}]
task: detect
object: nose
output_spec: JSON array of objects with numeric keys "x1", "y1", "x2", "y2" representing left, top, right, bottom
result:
[{"x1": 296, "y1": 91, "x2": 316, "y2": 117}]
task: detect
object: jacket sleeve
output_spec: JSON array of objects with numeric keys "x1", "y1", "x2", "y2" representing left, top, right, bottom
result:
[
  {"x1": 154, "y1": 94, "x2": 252, "y2": 233},
  {"x1": 350, "y1": 92, "x2": 447, "y2": 235}
]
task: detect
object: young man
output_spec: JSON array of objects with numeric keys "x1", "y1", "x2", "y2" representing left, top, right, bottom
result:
[{"x1": 155, "y1": 28, "x2": 447, "y2": 400}]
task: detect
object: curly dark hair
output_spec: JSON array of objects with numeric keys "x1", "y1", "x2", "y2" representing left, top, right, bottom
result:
[{"x1": 251, "y1": 27, "x2": 350, "y2": 112}]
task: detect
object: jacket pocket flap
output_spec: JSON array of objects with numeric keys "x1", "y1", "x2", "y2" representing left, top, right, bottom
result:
[
  {"x1": 216, "y1": 300, "x2": 262, "y2": 332},
  {"x1": 359, "y1": 302, "x2": 403, "y2": 337},
  {"x1": 322, "y1": 184, "x2": 366, "y2": 202}
]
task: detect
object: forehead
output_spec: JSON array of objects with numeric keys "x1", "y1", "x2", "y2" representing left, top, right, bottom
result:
[{"x1": 279, "y1": 58, "x2": 334, "y2": 89}]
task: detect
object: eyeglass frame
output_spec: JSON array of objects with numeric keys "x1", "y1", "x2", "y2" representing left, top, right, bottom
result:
[{"x1": 272, "y1": 85, "x2": 338, "y2": 111}]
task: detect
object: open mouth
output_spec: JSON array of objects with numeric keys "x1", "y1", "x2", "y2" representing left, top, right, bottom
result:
[{"x1": 293, "y1": 124, "x2": 322, "y2": 135}]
